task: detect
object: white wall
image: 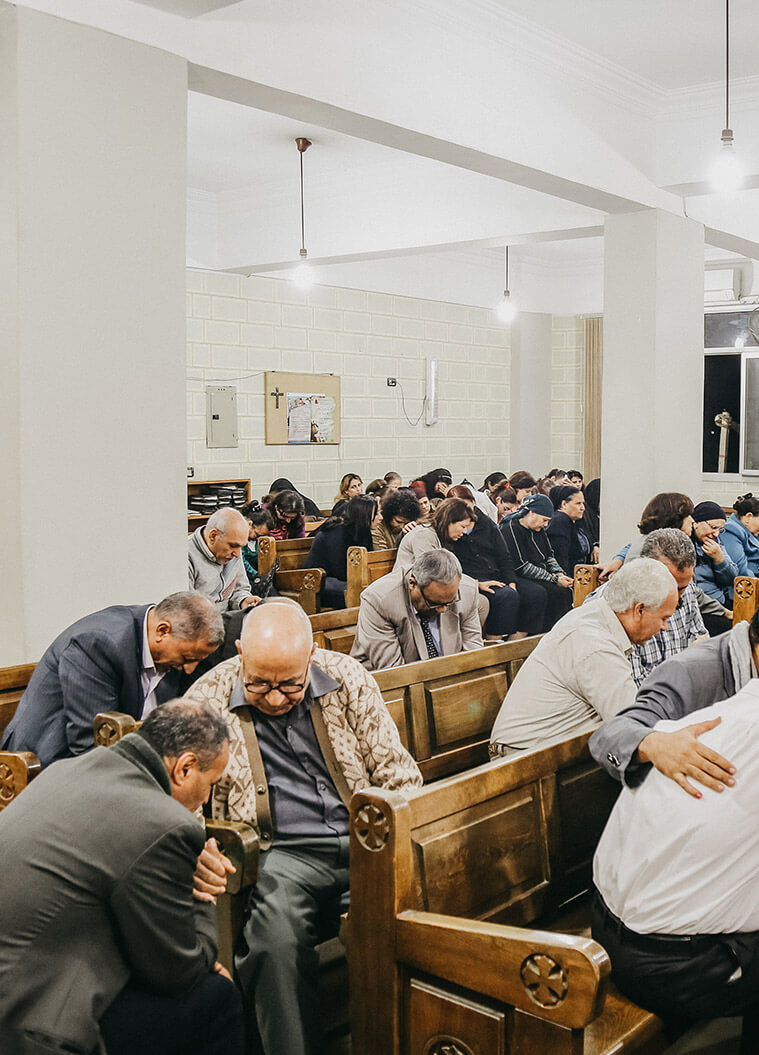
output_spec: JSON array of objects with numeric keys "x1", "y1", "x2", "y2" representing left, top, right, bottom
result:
[
  {"x1": 1, "y1": 6, "x2": 188, "y2": 662},
  {"x1": 186, "y1": 268, "x2": 587, "y2": 503},
  {"x1": 186, "y1": 270, "x2": 513, "y2": 504}
]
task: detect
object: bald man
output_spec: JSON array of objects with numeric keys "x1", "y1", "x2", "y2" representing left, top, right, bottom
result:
[
  {"x1": 183, "y1": 599, "x2": 422, "y2": 1055},
  {"x1": 188, "y1": 506, "x2": 259, "y2": 612}
]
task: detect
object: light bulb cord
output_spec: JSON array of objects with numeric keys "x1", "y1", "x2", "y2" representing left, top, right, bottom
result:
[
  {"x1": 725, "y1": 0, "x2": 730, "y2": 131},
  {"x1": 299, "y1": 150, "x2": 306, "y2": 255}
]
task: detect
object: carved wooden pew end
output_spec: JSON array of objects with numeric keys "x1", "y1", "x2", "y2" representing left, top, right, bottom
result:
[{"x1": 0, "y1": 751, "x2": 41, "y2": 812}]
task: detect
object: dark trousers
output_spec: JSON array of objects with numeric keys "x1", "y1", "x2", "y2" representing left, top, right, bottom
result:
[
  {"x1": 514, "y1": 577, "x2": 548, "y2": 636},
  {"x1": 483, "y1": 584, "x2": 520, "y2": 635},
  {"x1": 100, "y1": 972, "x2": 244, "y2": 1055},
  {"x1": 591, "y1": 892, "x2": 759, "y2": 1052},
  {"x1": 516, "y1": 577, "x2": 572, "y2": 632},
  {"x1": 235, "y1": 835, "x2": 351, "y2": 1055},
  {"x1": 322, "y1": 576, "x2": 348, "y2": 609},
  {"x1": 703, "y1": 612, "x2": 733, "y2": 637}
]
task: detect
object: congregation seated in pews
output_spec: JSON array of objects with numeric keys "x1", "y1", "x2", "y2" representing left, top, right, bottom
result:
[{"x1": 7, "y1": 464, "x2": 759, "y2": 1055}]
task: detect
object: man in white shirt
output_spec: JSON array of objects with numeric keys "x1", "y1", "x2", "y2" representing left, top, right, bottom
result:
[
  {"x1": 592, "y1": 683, "x2": 759, "y2": 1040},
  {"x1": 489, "y1": 559, "x2": 678, "y2": 756}
]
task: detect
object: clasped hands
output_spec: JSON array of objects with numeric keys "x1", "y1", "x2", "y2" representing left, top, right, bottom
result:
[{"x1": 193, "y1": 837, "x2": 235, "y2": 903}]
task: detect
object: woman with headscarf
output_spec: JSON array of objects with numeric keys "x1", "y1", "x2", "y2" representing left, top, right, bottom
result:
[{"x1": 268, "y1": 477, "x2": 322, "y2": 519}]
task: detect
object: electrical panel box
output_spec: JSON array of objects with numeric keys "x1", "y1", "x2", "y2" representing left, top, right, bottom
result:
[{"x1": 206, "y1": 385, "x2": 238, "y2": 448}]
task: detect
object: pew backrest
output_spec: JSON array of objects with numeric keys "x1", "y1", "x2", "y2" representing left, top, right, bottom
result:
[
  {"x1": 573, "y1": 564, "x2": 599, "y2": 607},
  {"x1": 346, "y1": 546, "x2": 397, "y2": 608},
  {"x1": 348, "y1": 734, "x2": 627, "y2": 1055},
  {"x1": 373, "y1": 637, "x2": 541, "y2": 782},
  {"x1": 0, "y1": 663, "x2": 36, "y2": 740},
  {"x1": 309, "y1": 608, "x2": 359, "y2": 654},
  {"x1": 256, "y1": 535, "x2": 325, "y2": 614}
]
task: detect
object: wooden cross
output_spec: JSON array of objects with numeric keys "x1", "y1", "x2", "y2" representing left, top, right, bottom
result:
[{"x1": 270, "y1": 386, "x2": 284, "y2": 410}]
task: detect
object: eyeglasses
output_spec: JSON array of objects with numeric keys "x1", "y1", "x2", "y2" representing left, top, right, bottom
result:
[
  {"x1": 242, "y1": 663, "x2": 310, "y2": 698},
  {"x1": 418, "y1": 583, "x2": 460, "y2": 611}
]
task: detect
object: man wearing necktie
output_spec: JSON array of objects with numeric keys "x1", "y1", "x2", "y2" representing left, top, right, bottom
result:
[{"x1": 351, "y1": 550, "x2": 483, "y2": 670}]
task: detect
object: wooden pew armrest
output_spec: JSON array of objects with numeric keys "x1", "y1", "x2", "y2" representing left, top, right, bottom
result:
[
  {"x1": 395, "y1": 909, "x2": 610, "y2": 1030},
  {"x1": 276, "y1": 568, "x2": 325, "y2": 591},
  {"x1": 93, "y1": 711, "x2": 138, "y2": 746},
  {"x1": 0, "y1": 751, "x2": 42, "y2": 808},
  {"x1": 206, "y1": 819, "x2": 260, "y2": 894}
]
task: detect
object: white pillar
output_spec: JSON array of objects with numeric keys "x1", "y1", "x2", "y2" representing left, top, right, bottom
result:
[
  {"x1": 600, "y1": 210, "x2": 704, "y2": 558},
  {"x1": 510, "y1": 312, "x2": 552, "y2": 474},
  {"x1": 0, "y1": 5, "x2": 188, "y2": 662}
]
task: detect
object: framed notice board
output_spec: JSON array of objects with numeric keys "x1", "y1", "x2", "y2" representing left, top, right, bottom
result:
[{"x1": 265, "y1": 371, "x2": 341, "y2": 445}]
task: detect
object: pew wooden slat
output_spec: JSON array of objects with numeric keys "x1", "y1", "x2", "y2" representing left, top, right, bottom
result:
[
  {"x1": 348, "y1": 734, "x2": 669, "y2": 1055},
  {"x1": 309, "y1": 608, "x2": 359, "y2": 654},
  {"x1": 345, "y1": 545, "x2": 397, "y2": 608},
  {"x1": 256, "y1": 536, "x2": 325, "y2": 613},
  {"x1": 0, "y1": 663, "x2": 36, "y2": 739}
]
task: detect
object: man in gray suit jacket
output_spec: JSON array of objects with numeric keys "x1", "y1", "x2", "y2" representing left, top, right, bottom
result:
[
  {"x1": 351, "y1": 550, "x2": 483, "y2": 670},
  {"x1": 0, "y1": 700, "x2": 243, "y2": 1055},
  {"x1": 2, "y1": 592, "x2": 223, "y2": 766}
]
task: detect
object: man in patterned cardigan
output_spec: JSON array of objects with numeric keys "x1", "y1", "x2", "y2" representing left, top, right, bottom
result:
[{"x1": 183, "y1": 599, "x2": 422, "y2": 1055}]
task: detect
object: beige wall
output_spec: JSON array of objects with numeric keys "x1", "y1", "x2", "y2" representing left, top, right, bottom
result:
[{"x1": 1, "y1": 7, "x2": 188, "y2": 662}]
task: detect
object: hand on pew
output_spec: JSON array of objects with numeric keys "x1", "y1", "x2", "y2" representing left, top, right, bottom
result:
[
  {"x1": 636, "y1": 716, "x2": 735, "y2": 798},
  {"x1": 193, "y1": 837, "x2": 236, "y2": 903}
]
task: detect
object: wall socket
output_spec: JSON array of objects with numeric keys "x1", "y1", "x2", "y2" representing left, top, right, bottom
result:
[
  {"x1": 386, "y1": 377, "x2": 397, "y2": 387},
  {"x1": 187, "y1": 466, "x2": 195, "y2": 478}
]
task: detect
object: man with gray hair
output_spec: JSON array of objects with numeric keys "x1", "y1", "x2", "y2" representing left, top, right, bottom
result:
[
  {"x1": 2, "y1": 592, "x2": 224, "y2": 765},
  {"x1": 351, "y1": 549, "x2": 483, "y2": 670},
  {"x1": 0, "y1": 699, "x2": 243, "y2": 1055},
  {"x1": 490, "y1": 558, "x2": 679, "y2": 756},
  {"x1": 189, "y1": 506, "x2": 259, "y2": 612}
]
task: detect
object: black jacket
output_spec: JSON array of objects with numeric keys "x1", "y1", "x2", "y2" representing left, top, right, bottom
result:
[
  {"x1": 546, "y1": 510, "x2": 592, "y2": 575},
  {"x1": 451, "y1": 510, "x2": 517, "y2": 583}
]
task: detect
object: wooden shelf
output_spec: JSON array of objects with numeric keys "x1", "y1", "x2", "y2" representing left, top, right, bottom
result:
[{"x1": 187, "y1": 478, "x2": 251, "y2": 532}]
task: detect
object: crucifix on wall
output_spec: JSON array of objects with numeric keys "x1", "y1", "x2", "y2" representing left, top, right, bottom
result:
[{"x1": 264, "y1": 371, "x2": 341, "y2": 445}]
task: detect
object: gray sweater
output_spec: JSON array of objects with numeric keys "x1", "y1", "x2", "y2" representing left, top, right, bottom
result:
[{"x1": 188, "y1": 526, "x2": 252, "y2": 611}]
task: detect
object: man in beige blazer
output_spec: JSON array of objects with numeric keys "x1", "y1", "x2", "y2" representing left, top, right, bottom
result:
[{"x1": 351, "y1": 549, "x2": 483, "y2": 670}]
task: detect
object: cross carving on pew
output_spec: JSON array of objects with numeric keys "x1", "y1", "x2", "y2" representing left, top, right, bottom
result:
[{"x1": 270, "y1": 386, "x2": 284, "y2": 410}]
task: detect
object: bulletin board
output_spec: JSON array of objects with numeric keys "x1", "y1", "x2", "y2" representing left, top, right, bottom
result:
[{"x1": 264, "y1": 371, "x2": 341, "y2": 445}]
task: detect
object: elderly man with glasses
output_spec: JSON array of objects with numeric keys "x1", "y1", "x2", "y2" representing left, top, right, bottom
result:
[
  {"x1": 351, "y1": 549, "x2": 483, "y2": 671},
  {"x1": 182, "y1": 599, "x2": 421, "y2": 1055}
]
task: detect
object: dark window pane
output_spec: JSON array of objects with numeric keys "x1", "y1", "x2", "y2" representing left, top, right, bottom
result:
[
  {"x1": 704, "y1": 311, "x2": 757, "y2": 348},
  {"x1": 703, "y1": 354, "x2": 741, "y2": 472}
]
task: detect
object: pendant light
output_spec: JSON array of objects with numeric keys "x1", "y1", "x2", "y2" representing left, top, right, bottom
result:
[
  {"x1": 710, "y1": 0, "x2": 744, "y2": 193},
  {"x1": 495, "y1": 246, "x2": 517, "y2": 324},
  {"x1": 292, "y1": 137, "x2": 314, "y2": 287}
]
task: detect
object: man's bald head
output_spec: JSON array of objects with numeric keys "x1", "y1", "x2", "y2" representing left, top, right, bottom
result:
[
  {"x1": 237, "y1": 601, "x2": 315, "y2": 716},
  {"x1": 203, "y1": 507, "x2": 249, "y2": 564}
]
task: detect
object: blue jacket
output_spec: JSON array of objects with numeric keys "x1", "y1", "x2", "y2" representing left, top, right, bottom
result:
[
  {"x1": 720, "y1": 513, "x2": 759, "y2": 593},
  {"x1": 692, "y1": 532, "x2": 739, "y2": 602}
]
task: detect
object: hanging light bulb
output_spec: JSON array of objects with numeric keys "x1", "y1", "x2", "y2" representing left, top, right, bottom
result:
[
  {"x1": 711, "y1": 129, "x2": 744, "y2": 193},
  {"x1": 710, "y1": 0, "x2": 744, "y2": 193},
  {"x1": 291, "y1": 137, "x2": 315, "y2": 286},
  {"x1": 494, "y1": 246, "x2": 517, "y2": 324}
]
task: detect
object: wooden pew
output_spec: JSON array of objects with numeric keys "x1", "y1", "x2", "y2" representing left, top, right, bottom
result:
[
  {"x1": 310, "y1": 608, "x2": 359, "y2": 654},
  {"x1": 345, "y1": 546, "x2": 397, "y2": 608},
  {"x1": 0, "y1": 664, "x2": 41, "y2": 810},
  {"x1": 573, "y1": 564, "x2": 599, "y2": 607},
  {"x1": 348, "y1": 733, "x2": 670, "y2": 1055},
  {"x1": 256, "y1": 536, "x2": 325, "y2": 614},
  {"x1": 373, "y1": 637, "x2": 541, "y2": 782},
  {"x1": 0, "y1": 663, "x2": 36, "y2": 740},
  {"x1": 733, "y1": 576, "x2": 759, "y2": 625}
]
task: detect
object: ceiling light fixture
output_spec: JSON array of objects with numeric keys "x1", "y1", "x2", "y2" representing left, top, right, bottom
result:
[
  {"x1": 710, "y1": 0, "x2": 744, "y2": 193},
  {"x1": 495, "y1": 246, "x2": 517, "y2": 324},
  {"x1": 292, "y1": 137, "x2": 314, "y2": 288}
]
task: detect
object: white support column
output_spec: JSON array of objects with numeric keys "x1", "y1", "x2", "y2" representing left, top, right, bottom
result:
[
  {"x1": 600, "y1": 210, "x2": 704, "y2": 558},
  {"x1": 510, "y1": 312, "x2": 553, "y2": 473},
  {"x1": 0, "y1": 5, "x2": 188, "y2": 662}
]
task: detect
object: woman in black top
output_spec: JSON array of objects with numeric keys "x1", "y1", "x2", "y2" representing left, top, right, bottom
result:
[
  {"x1": 303, "y1": 495, "x2": 378, "y2": 608},
  {"x1": 446, "y1": 486, "x2": 535, "y2": 639},
  {"x1": 546, "y1": 485, "x2": 592, "y2": 575}
]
